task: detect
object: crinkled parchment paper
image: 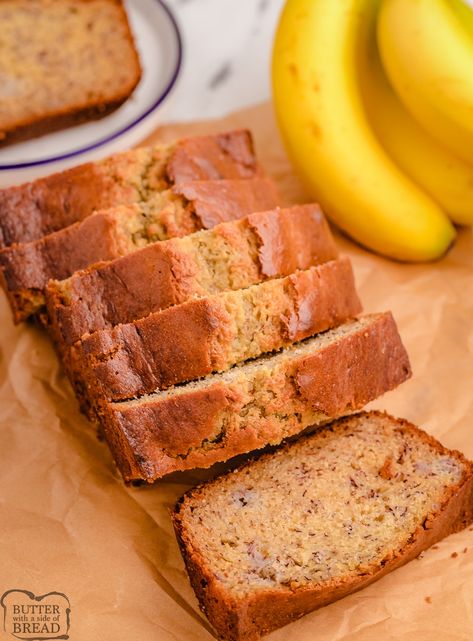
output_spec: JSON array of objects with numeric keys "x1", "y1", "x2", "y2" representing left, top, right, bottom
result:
[{"x1": 0, "y1": 103, "x2": 472, "y2": 641}]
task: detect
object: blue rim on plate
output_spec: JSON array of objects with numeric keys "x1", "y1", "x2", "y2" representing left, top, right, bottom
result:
[{"x1": 0, "y1": 0, "x2": 183, "y2": 171}]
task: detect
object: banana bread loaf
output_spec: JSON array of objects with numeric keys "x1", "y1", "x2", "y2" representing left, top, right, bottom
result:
[
  {"x1": 102, "y1": 312, "x2": 411, "y2": 482},
  {"x1": 0, "y1": 177, "x2": 280, "y2": 322},
  {"x1": 173, "y1": 411, "x2": 473, "y2": 641},
  {"x1": 70, "y1": 258, "x2": 361, "y2": 404},
  {"x1": 0, "y1": 0, "x2": 142, "y2": 145},
  {"x1": 45, "y1": 204, "x2": 338, "y2": 349},
  {"x1": 0, "y1": 129, "x2": 259, "y2": 247}
]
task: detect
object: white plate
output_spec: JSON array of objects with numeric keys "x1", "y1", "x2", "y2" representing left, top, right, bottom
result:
[{"x1": 0, "y1": 0, "x2": 182, "y2": 187}]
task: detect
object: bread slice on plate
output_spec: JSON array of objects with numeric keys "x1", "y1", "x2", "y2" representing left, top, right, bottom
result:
[
  {"x1": 0, "y1": 177, "x2": 280, "y2": 322},
  {"x1": 0, "y1": 130, "x2": 259, "y2": 247},
  {"x1": 71, "y1": 258, "x2": 361, "y2": 403},
  {"x1": 102, "y1": 312, "x2": 411, "y2": 482},
  {"x1": 44, "y1": 204, "x2": 337, "y2": 349},
  {"x1": 173, "y1": 411, "x2": 473, "y2": 641},
  {"x1": 0, "y1": 0, "x2": 142, "y2": 146}
]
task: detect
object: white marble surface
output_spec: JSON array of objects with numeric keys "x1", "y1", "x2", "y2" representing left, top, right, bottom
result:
[{"x1": 162, "y1": 0, "x2": 285, "y2": 121}]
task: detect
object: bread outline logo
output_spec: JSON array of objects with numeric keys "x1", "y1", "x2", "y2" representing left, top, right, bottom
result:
[{"x1": 0, "y1": 590, "x2": 70, "y2": 640}]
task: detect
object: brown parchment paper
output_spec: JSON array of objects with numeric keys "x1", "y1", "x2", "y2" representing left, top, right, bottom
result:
[{"x1": 1, "y1": 102, "x2": 472, "y2": 641}]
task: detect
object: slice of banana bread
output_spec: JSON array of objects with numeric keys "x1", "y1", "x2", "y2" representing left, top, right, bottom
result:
[
  {"x1": 0, "y1": 0, "x2": 141, "y2": 146},
  {"x1": 102, "y1": 312, "x2": 411, "y2": 482},
  {"x1": 0, "y1": 177, "x2": 280, "y2": 322},
  {"x1": 71, "y1": 258, "x2": 362, "y2": 404},
  {"x1": 173, "y1": 411, "x2": 473, "y2": 641},
  {"x1": 0, "y1": 129, "x2": 259, "y2": 247},
  {"x1": 45, "y1": 204, "x2": 338, "y2": 349}
]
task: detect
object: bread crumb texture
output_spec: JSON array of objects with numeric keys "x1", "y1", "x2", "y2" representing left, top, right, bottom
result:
[
  {"x1": 0, "y1": 0, "x2": 140, "y2": 135},
  {"x1": 177, "y1": 413, "x2": 466, "y2": 595}
]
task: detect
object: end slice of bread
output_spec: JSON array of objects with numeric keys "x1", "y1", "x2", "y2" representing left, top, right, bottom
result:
[
  {"x1": 173, "y1": 411, "x2": 473, "y2": 641},
  {"x1": 102, "y1": 312, "x2": 411, "y2": 482}
]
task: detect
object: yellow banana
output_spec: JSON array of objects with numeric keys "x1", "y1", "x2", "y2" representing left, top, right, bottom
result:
[
  {"x1": 450, "y1": 0, "x2": 473, "y2": 31},
  {"x1": 272, "y1": 0, "x2": 455, "y2": 261},
  {"x1": 378, "y1": 0, "x2": 473, "y2": 165},
  {"x1": 359, "y1": 4, "x2": 473, "y2": 226}
]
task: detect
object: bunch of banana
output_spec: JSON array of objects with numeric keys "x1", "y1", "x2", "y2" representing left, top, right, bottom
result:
[{"x1": 272, "y1": 0, "x2": 473, "y2": 261}]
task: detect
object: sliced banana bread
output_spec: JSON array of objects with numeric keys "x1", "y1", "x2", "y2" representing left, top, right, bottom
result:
[
  {"x1": 71, "y1": 258, "x2": 362, "y2": 404},
  {"x1": 0, "y1": 0, "x2": 142, "y2": 146},
  {"x1": 45, "y1": 204, "x2": 338, "y2": 349},
  {"x1": 173, "y1": 411, "x2": 473, "y2": 641},
  {"x1": 0, "y1": 129, "x2": 259, "y2": 248},
  {"x1": 102, "y1": 312, "x2": 411, "y2": 482},
  {"x1": 0, "y1": 177, "x2": 280, "y2": 322}
]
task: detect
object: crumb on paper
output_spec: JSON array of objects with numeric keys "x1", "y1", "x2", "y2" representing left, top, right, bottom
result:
[
  {"x1": 432, "y1": 545, "x2": 439, "y2": 550},
  {"x1": 425, "y1": 596, "x2": 432, "y2": 604},
  {"x1": 464, "y1": 547, "x2": 468, "y2": 554},
  {"x1": 451, "y1": 552, "x2": 458, "y2": 559}
]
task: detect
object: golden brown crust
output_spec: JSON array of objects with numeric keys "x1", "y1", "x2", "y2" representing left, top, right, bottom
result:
[
  {"x1": 71, "y1": 258, "x2": 362, "y2": 403},
  {"x1": 284, "y1": 254, "x2": 356, "y2": 341},
  {"x1": 295, "y1": 312, "x2": 411, "y2": 415},
  {"x1": 0, "y1": 177, "x2": 280, "y2": 323},
  {"x1": 173, "y1": 178, "x2": 280, "y2": 229},
  {"x1": 0, "y1": 130, "x2": 260, "y2": 248},
  {"x1": 0, "y1": 212, "x2": 125, "y2": 323},
  {"x1": 0, "y1": 98, "x2": 135, "y2": 148},
  {"x1": 174, "y1": 177, "x2": 281, "y2": 229},
  {"x1": 172, "y1": 411, "x2": 473, "y2": 641},
  {"x1": 0, "y1": 162, "x2": 122, "y2": 248},
  {"x1": 167, "y1": 130, "x2": 260, "y2": 183},
  {"x1": 44, "y1": 205, "x2": 337, "y2": 348},
  {"x1": 45, "y1": 242, "x2": 197, "y2": 350},
  {"x1": 247, "y1": 204, "x2": 337, "y2": 276},
  {"x1": 102, "y1": 313, "x2": 411, "y2": 482},
  {"x1": 74, "y1": 298, "x2": 232, "y2": 402}
]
